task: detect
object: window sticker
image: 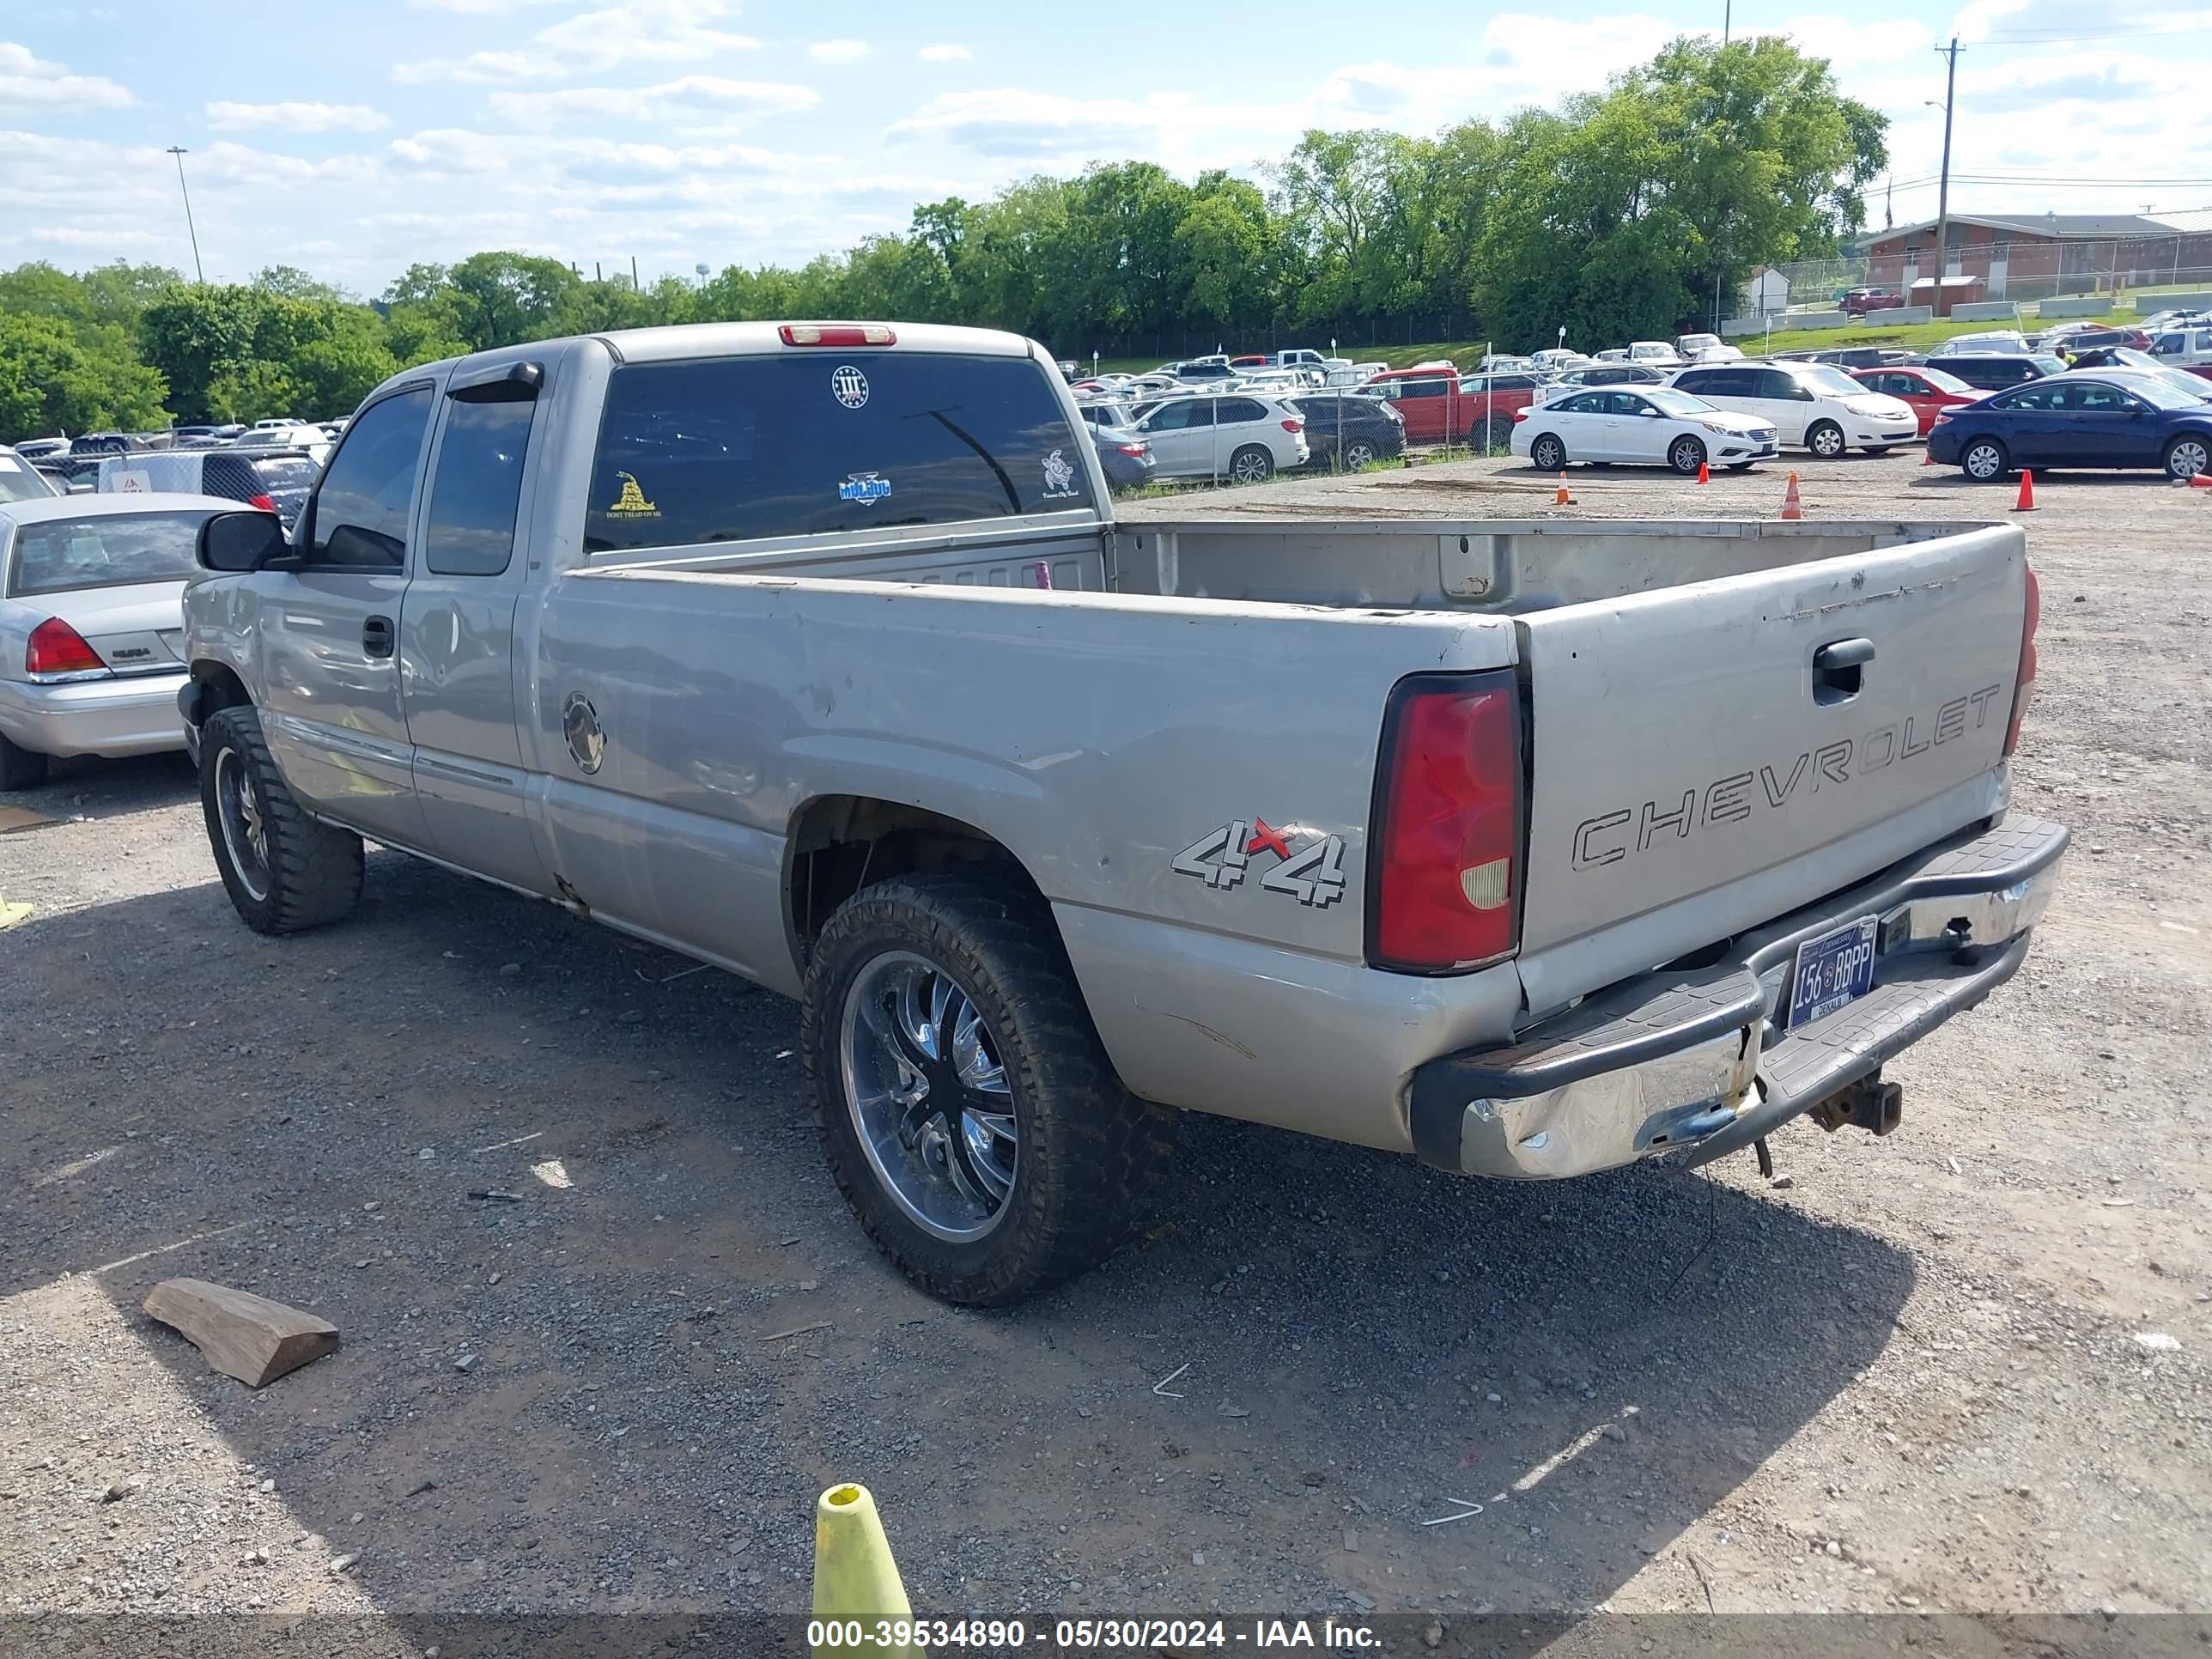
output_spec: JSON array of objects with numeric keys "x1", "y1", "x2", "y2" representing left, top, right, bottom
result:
[
  {"x1": 1040, "y1": 448, "x2": 1079, "y2": 499},
  {"x1": 837, "y1": 471, "x2": 891, "y2": 505},
  {"x1": 607, "y1": 471, "x2": 659, "y2": 517},
  {"x1": 830, "y1": 365, "x2": 869, "y2": 409}
]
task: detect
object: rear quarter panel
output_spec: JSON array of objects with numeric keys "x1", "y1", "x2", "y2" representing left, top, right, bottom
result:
[{"x1": 526, "y1": 570, "x2": 1516, "y2": 1000}]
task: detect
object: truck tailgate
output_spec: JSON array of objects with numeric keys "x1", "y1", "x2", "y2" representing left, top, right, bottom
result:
[{"x1": 1514, "y1": 523, "x2": 2028, "y2": 1006}]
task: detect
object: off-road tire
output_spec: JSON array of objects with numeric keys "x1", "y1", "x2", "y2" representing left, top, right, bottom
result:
[
  {"x1": 0, "y1": 730, "x2": 48, "y2": 792},
  {"x1": 199, "y1": 704, "x2": 364, "y2": 934},
  {"x1": 802, "y1": 871, "x2": 1177, "y2": 1306}
]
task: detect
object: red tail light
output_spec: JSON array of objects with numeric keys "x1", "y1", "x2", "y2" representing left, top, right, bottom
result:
[
  {"x1": 779, "y1": 324, "x2": 896, "y2": 346},
  {"x1": 1116, "y1": 443, "x2": 1147, "y2": 458},
  {"x1": 1280, "y1": 419, "x2": 1304, "y2": 433},
  {"x1": 27, "y1": 617, "x2": 106, "y2": 678},
  {"x1": 2002, "y1": 565, "x2": 2040, "y2": 757},
  {"x1": 1368, "y1": 672, "x2": 1522, "y2": 973},
  {"x1": 1513, "y1": 409, "x2": 1530, "y2": 422},
  {"x1": 248, "y1": 492, "x2": 276, "y2": 512}
]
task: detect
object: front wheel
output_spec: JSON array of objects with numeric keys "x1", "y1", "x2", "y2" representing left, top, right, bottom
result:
[
  {"x1": 1226, "y1": 445, "x2": 1274, "y2": 485},
  {"x1": 1528, "y1": 434, "x2": 1566, "y2": 472},
  {"x1": 1668, "y1": 434, "x2": 1707, "y2": 477},
  {"x1": 0, "y1": 730, "x2": 48, "y2": 793},
  {"x1": 2166, "y1": 434, "x2": 2210, "y2": 480},
  {"x1": 199, "y1": 704, "x2": 364, "y2": 934},
  {"x1": 1960, "y1": 437, "x2": 2010, "y2": 482},
  {"x1": 802, "y1": 872, "x2": 1176, "y2": 1305},
  {"x1": 1807, "y1": 420, "x2": 1846, "y2": 459},
  {"x1": 1341, "y1": 438, "x2": 1377, "y2": 471}
]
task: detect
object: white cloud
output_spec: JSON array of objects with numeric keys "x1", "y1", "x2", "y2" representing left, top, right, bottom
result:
[
  {"x1": 0, "y1": 41, "x2": 133, "y2": 112},
  {"x1": 809, "y1": 40, "x2": 873, "y2": 64},
  {"x1": 395, "y1": 0, "x2": 760, "y2": 83},
  {"x1": 490, "y1": 76, "x2": 818, "y2": 129},
  {"x1": 918, "y1": 44, "x2": 973, "y2": 63},
  {"x1": 28, "y1": 225, "x2": 167, "y2": 249},
  {"x1": 206, "y1": 100, "x2": 390, "y2": 133}
]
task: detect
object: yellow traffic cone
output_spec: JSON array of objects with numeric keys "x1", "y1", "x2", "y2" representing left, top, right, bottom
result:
[{"x1": 812, "y1": 1484, "x2": 918, "y2": 1657}]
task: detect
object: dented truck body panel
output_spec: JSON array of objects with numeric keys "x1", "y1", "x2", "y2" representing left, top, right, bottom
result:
[{"x1": 182, "y1": 321, "x2": 2062, "y2": 1179}]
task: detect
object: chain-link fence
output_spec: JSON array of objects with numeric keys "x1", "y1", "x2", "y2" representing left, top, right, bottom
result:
[{"x1": 1758, "y1": 234, "x2": 2212, "y2": 314}]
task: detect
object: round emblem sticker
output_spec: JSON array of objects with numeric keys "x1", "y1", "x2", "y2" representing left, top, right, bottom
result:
[{"x1": 830, "y1": 365, "x2": 870, "y2": 410}]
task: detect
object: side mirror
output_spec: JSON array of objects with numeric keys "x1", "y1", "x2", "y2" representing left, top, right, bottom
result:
[{"x1": 198, "y1": 509, "x2": 289, "y2": 573}]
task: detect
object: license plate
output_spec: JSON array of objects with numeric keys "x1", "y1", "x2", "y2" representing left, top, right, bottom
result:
[{"x1": 1787, "y1": 915, "x2": 1879, "y2": 1031}]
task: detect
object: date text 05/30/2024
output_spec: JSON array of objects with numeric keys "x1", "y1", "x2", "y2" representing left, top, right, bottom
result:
[{"x1": 806, "y1": 1618, "x2": 1382, "y2": 1649}]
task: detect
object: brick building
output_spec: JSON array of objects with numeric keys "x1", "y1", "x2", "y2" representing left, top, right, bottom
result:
[{"x1": 1856, "y1": 212, "x2": 2212, "y2": 301}]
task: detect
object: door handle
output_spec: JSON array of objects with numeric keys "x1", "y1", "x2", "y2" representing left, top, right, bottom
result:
[
  {"x1": 362, "y1": 615, "x2": 395, "y2": 659},
  {"x1": 1813, "y1": 636, "x2": 1874, "y2": 704}
]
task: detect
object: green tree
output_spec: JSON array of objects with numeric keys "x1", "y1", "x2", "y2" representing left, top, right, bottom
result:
[
  {"x1": 442, "y1": 252, "x2": 583, "y2": 349},
  {"x1": 0, "y1": 312, "x2": 168, "y2": 439}
]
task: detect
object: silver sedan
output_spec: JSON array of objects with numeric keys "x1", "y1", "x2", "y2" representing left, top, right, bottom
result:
[{"x1": 0, "y1": 493, "x2": 237, "y2": 790}]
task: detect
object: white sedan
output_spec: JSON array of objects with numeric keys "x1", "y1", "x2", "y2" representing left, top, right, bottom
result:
[
  {"x1": 0, "y1": 492, "x2": 236, "y2": 789},
  {"x1": 1512, "y1": 385, "x2": 1778, "y2": 476}
]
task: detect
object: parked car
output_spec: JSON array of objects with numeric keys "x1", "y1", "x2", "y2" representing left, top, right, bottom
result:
[
  {"x1": 1669, "y1": 361, "x2": 1918, "y2": 457},
  {"x1": 2138, "y1": 308, "x2": 2210, "y2": 333},
  {"x1": 1687, "y1": 343, "x2": 1747, "y2": 363},
  {"x1": 1160, "y1": 357, "x2": 1237, "y2": 383},
  {"x1": 1930, "y1": 331, "x2": 2029, "y2": 356},
  {"x1": 1289, "y1": 393, "x2": 1405, "y2": 471},
  {"x1": 1928, "y1": 368, "x2": 2212, "y2": 482},
  {"x1": 1933, "y1": 353, "x2": 2066, "y2": 392},
  {"x1": 0, "y1": 492, "x2": 238, "y2": 788},
  {"x1": 1363, "y1": 366, "x2": 1472, "y2": 442},
  {"x1": 1087, "y1": 428, "x2": 1157, "y2": 492},
  {"x1": 174, "y1": 318, "x2": 2062, "y2": 1305},
  {"x1": 229, "y1": 424, "x2": 331, "y2": 460},
  {"x1": 70, "y1": 432, "x2": 152, "y2": 457},
  {"x1": 1840, "y1": 288, "x2": 1905, "y2": 317},
  {"x1": 1551, "y1": 363, "x2": 1668, "y2": 388},
  {"x1": 1592, "y1": 347, "x2": 1629, "y2": 362},
  {"x1": 1528, "y1": 349, "x2": 1589, "y2": 373},
  {"x1": 1627, "y1": 340, "x2": 1683, "y2": 369},
  {"x1": 1513, "y1": 385, "x2": 1778, "y2": 475},
  {"x1": 94, "y1": 449, "x2": 324, "y2": 530},
  {"x1": 2053, "y1": 326, "x2": 2152, "y2": 358},
  {"x1": 1270, "y1": 349, "x2": 1326, "y2": 369},
  {"x1": 1674, "y1": 332, "x2": 1725, "y2": 358},
  {"x1": 1849, "y1": 365, "x2": 1983, "y2": 436},
  {"x1": 10, "y1": 437, "x2": 70, "y2": 463},
  {"x1": 2148, "y1": 324, "x2": 2212, "y2": 369},
  {"x1": 1806, "y1": 347, "x2": 1888, "y2": 372},
  {"x1": 1131, "y1": 392, "x2": 1308, "y2": 483},
  {"x1": 0, "y1": 446, "x2": 63, "y2": 503}
]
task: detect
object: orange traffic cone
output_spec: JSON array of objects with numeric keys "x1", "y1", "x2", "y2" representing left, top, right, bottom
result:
[
  {"x1": 2191, "y1": 471, "x2": 2212, "y2": 489},
  {"x1": 1696, "y1": 459, "x2": 1710, "y2": 485},
  {"x1": 1554, "y1": 471, "x2": 1573, "y2": 506},
  {"x1": 1921, "y1": 447, "x2": 1936, "y2": 466},
  {"x1": 1779, "y1": 472, "x2": 1803, "y2": 520},
  {"x1": 2013, "y1": 471, "x2": 2037, "y2": 512}
]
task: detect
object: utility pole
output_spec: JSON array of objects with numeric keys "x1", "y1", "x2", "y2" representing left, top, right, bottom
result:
[
  {"x1": 1723, "y1": 0, "x2": 1730, "y2": 44},
  {"x1": 1932, "y1": 38, "x2": 1960, "y2": 317},
  {"x1": 166, "y1": 146, "x2": 204, "y2": 284}
]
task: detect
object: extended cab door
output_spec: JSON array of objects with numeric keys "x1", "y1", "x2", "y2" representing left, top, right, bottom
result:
[
  {"x1": 398, "y1": 358, "x2": 552, "y2": 894},
  {"x1": 253, "y1": 383, "x2": 434, "y2": 849}
]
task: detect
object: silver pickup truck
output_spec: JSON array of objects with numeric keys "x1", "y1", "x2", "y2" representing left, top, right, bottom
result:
[{"x1": 179, "y1": 321, "x2": 2066, "y2": 1304}]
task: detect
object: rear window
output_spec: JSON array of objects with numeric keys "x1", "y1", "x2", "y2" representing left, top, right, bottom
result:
[
  {"x1": 586, "y1": 352, "x2": 1092, "y2": 552},
  {"x1": 8, "y1": 511, "x2": 205, "y2": 597}
]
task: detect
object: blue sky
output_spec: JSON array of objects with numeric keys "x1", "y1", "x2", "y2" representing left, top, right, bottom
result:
[{"x1": 3, "y1": 0, "x2": 2209, "y2": 295}]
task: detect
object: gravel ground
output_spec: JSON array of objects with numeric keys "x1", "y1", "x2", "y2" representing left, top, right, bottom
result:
[{"x1": 1, "y1": 450, "x2": 2207, "y2": 1652}]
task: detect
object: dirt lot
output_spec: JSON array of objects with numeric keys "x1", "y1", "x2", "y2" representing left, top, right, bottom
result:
[{"x1": 2, "y1": 450, "x2": 2207, "y2": 1652}]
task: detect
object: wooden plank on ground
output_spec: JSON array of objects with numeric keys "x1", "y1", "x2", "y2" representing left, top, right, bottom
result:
[{"x1": 143, "y1": 1278, "x2": 340, "y2": 1388}]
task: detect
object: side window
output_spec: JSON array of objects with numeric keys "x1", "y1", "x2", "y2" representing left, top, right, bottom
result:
[
  {"x1": 423, "y1": 389, "x2": 538, "y2": 577},
  {"x1": 1611, "y1": 392, "x2": 1655, "y2": 416},
  {"x1": 2003, "y1": 385, "x2": 2056, "y2": 410},
  {"x1": 1183, "y1": 399, "x2": 1220, "y2": 428},
  {"x1": 2073, "y1": 382, "x2": 2130, "y2": 413},
  {"x1": 1145, "y1": 400, "x2": 1199, "y2": 431},
  {"x1": 1213, "y1": 398, "x2": 1263, "y2": 426},
  {"x1": 1562, "y1": 393, "x2": 1606, "y2": 415},
  {"x1": 305, "y1": 387, "x2": 432, "y2": 568},
  {"x1": 1674, "y1": 372, "x2": 1711, "y2": 397}
]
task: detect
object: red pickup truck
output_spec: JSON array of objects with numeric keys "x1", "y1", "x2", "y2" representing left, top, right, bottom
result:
[
  {"x1": 1367, "y1": 368, "x2": 1544, "y2": 446},
  {"x1": 1841, "y1": 287, "x2": 1905, "y2": 318}
]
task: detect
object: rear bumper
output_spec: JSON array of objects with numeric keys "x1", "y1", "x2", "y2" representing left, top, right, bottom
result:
[
  {"x1": 0, "y1": 671, "x2": 190, "y2": 762},
  {"x1": 1409, "y1": 815, "x2": 2069, "y2": 1180}
]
